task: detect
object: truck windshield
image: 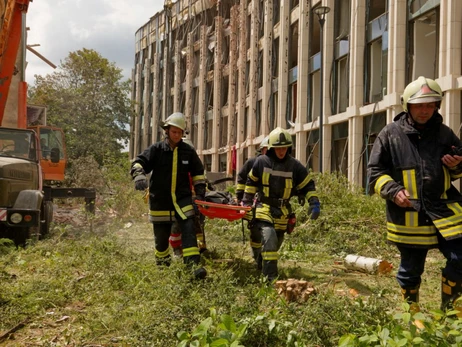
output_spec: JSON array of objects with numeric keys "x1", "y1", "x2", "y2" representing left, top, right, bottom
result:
[{"x1": 0, "y1": 129, "x2": 36, "y2": 160}]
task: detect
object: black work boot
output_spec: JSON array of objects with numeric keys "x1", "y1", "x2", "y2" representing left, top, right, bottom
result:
[
  {"x1": 193, "y1": 267, "x2": 207, "y2": 280},
  {"x1": 441, "y1": 273, "x2": 462, "y2": 317}
]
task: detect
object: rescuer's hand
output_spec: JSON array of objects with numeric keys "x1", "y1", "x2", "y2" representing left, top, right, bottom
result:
[
  {"x1": 134, "y1": 175, "x2": 148, "y2": 191},
  {"x1": 307, "y1": 197, "x2": 320, "y2": 220},
  {"x1": 298, "y1": 195, "x2": 305, "y2": 207}
]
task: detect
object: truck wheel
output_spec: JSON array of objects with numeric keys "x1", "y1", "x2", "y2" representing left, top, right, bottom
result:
[
  {"x1": 13, "y1": 227, "x2": 31, "y2": 248},
  {"x1": 40, "y1": 201, "x2": 54, "y2": 239}
]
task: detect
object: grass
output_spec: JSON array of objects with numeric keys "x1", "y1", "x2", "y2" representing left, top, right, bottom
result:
[{"x1": 0, "y1": 172, "x2": 458, "y2": 346}]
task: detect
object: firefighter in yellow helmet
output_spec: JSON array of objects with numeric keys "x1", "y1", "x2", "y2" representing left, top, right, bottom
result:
[
  {"x1": 242, "y1": 127, "x2": 320, "y2": 281},
  {"x1": 130, "y1": 112, "x2": 207, "y2": 279},
  {"x1": 367, "y1": 76, "x2": 462, "y2": 316},
  {"x1": 236, "y1": 135, "x2": 270, "y2": 269}
]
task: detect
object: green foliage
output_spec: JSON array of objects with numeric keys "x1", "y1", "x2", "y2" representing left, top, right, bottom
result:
[
  {"x1": 28, "y1": 48, "x2": 133, "y2": 171},
  {"x1": 177, "y1": 308, "x2": 248, "y2": 347},
  {"x1": 339, "y1": 303, "x2": 462, "y2": 346},
  {"x1": 0, "y1": 171, "x2": 450, "y2": 346}
]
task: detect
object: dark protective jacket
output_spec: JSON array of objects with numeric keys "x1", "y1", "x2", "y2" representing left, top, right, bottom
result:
[
  {"x1": 243, "y1": 150, "x2": 318, "y2": 231},
  {"x1": 367, "y1": 111, "x2": 462, "y2": 247},
  {"x1": 236, "y1": 156, "x2": 259, "y2": 202},
  {"x1": 131, "y1": 139, "x2": 206, "y2": 223}
]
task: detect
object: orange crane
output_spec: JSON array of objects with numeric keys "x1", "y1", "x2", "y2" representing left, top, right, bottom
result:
[{"x1": 0, "y1": 0, "x2": 95, "y2": 246}]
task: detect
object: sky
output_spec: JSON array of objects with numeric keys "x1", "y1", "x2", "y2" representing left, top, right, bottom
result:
[{"x1": 25, "y1": 0, "x2": 165, "y2": 86}]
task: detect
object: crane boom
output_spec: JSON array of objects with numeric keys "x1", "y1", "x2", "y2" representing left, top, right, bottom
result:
[{"x1": 0, "y1": 0, "x2": 30, "y2": 127}]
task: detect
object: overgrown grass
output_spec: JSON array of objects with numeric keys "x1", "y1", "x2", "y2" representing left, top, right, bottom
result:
[{"x1": 0, "y1": 171, "x2": 457, "y2": 346}]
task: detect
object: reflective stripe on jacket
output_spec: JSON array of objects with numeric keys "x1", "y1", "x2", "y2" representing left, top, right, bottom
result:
[
  {"x1": 243, "y1": 152, "x2": 317, "y2": 230},
  {"x1": 131, "y1": 139, "x2": 206, "y2": 223},
  {"x1": 367, "y1": 112, "x2": 462, "y2": 246}
]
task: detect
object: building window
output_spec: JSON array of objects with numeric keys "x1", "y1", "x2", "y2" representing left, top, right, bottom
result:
[
  {"x1": 333, "y1": 0, "x2": 350, "y2": 114},
  {"x1": 306, "y1": 130, "x2": 319, "y2": 172},
  {"x1": 365, "y1": 0, "x2": 388, "y2": 104},
  {"x1": 331, "y1": 122, "x2": 348, "y2": 176},
  {"x1": 363, "y1": 112, "x2": 386, "y2": 192},
  {"x1": 407, "y1": 9, "x2": 439, "y2": 82}
]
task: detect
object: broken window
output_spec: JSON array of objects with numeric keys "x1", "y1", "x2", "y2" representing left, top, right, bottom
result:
[
  {"x1": 331, "y1": 122, "x2": 348, "y2": 176},
  {"x1": 363, "y1": 112, "x2": 386, "y2": 192},
  {"x1": 270, "y1": 92, "x2": 277, "y2": 130},
  {"x1": 407, "y1": 8, "x2": 439, "y2": 81},
  {"x1": 220, "y1": 115, "x2": 228, "y2": 148},
  {"x1": 273, "y1": 0, "x2": 280, "y2": 25},
  {"x1": 365, "y1": 0, "x2": 388, "y2": 104},
  {"x1": 333, "y1": 0, "x2": 350, "y2": 114},
  {"x1": 290, "y1": 0, "x2": 299, "y2": 11},
  {"x1": 306, "y1": 130, "x2": 320, "y2": 172},
  {"x1": 204, "y1": 154, "x2": 212, "y2": 172},
  {"x1": 289, "y1": 21, "x2": 299, "y2": 69},
  {"x1": 256, "y1": 100, "x2": 262, "y2": 135}
]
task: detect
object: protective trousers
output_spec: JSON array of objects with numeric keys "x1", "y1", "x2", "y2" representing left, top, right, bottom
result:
[
  {"x1": 257, "y1": 221, "x2": 285, "y2": 281},
  {"x1": 397, "y1": 234, "x2": 462, "y2": 313},
  {"x1": 153, "y1": 216, "x2": 200, "y2": 266},
  {"x1": 249, "y1": 222, "x2": 262, "y2": 270}
]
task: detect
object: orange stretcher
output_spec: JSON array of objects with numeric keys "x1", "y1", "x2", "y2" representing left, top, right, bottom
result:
[{"x1": 195, "y1": 200, "x2": 251, "y2": 221}]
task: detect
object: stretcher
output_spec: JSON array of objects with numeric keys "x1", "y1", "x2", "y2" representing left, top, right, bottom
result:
[{"x1": 195, "y1": 200, "x2": 251, "y2": 221}]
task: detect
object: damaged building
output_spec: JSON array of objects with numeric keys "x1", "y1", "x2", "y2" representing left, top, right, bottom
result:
[{"x1": 130, "y1": 0, "x2": 462, "y2": 190}]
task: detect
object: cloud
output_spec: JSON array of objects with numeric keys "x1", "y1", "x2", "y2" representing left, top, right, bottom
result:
[{"x1": 26, "y1": 0, "x2": 163, "y2": 85}]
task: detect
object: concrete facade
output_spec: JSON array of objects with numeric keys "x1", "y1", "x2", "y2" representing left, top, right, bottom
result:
[{"x1": 131, "y1": 0, "x2": 460, "y2": 190}]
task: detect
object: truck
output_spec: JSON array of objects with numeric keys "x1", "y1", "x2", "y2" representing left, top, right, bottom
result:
[{"x1": 0, "y1": 0, "x2": 95, "y2": 246}]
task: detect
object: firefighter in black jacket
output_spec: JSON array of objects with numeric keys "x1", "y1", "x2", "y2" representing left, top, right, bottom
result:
[
  {"x1": 242, "y1": 127, "x2": 320, "y2": 281},
  {"x1": 236, "y1": 135, "x2": 269, "y2": 269},
  {"x1": 130, "y1": 112, "x2": 207, "y2": 279},
  {"x1": 367, "y1": 76, "x2": 462, "y2": 314}
]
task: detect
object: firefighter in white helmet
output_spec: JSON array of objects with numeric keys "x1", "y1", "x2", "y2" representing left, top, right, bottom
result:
[
  {"x1": 368, "y1": 76, "x2": 462, "y2": 315},
  {"x1": 130, "y1": 112, "x2": 207, "y2": 279},
  {"x1": 236, "y1": 135, "x2": 270, "y2": 269},
  {"x1": 242, "y1": 127, "x2": 320, "y2": 281}
]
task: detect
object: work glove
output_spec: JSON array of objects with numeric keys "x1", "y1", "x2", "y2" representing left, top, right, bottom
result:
[
  {"x1": 307, "y1": 197, "x2": 320, "y2": 220},
  {"x1": 134, "y1": 174, "x2": 148, "y2": 191},
  {"x1": 298, "y1": 195, "x2": 305, "y2": 207}
]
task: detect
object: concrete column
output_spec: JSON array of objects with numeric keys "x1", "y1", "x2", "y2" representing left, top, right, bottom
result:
[
  {"x1": 197, "y1": 25, "x2": 208, "y2": 153},
  {"x1": 236, "y1": 1, "x2": 248, "y2": 172},
  {"x1": 386, "y1": 0, "x2": 406, "y2": 123},
  {"x1": 261, "y1": 0, "x2": 273, "y2": 137},
  {"x1": 162, "y1": 45, "x2": 169, "y2": 122},
  {"x1": 173, "y1": 40, "x2": 181, "y2": 113},
  {"x1": 322, "y1": 0, "x2": 334, "y2": 173},
  {"x1": 133, "y1": 62, "x2": 142, "y2": 155},
  {"x1": 295, "y1": 0, "x2": 310, "y2": 164},
  {"x1": 248, "y1": 0, "x2": 260, "y2": 147},
  {"x1": 348, "y1": 0, "x2": 366, "y2": 109},
  {"x1": 227, "y1": 5, "x2": 239, "y2": 176},
  {"x1": 346, "y1": 0, "x2": 366, "y2": 179},
  {"x1": 185, "y1": 33, "x2": 194, "y2": 135},
  {"x1": 151, "y1": 53, "x2": 160, "y2": 144},
  {"x1": 212, "y1": 15, "x2": 224, "y2": 171},
  {"x1": 277, "y1": 1, "x2": 290, "y2": 128},
  {"x1": 142, "y1": 58, "x2": 151, "y2": 149},
  {"x1": 439, "y1": 0, "x2": 462, "y2": 132}
]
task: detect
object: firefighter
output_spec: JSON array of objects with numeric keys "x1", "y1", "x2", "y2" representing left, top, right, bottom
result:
[
  {"x1": 236, "y1": 135, "x2": 269, "y2": 270},
  {"x1": 130, "y1": 112, "x2": 207, "y2": 279},
  {"x1": 169, "y1": 137, "x2": 207, "y2": 257},
  {"x1": 367, "y1": 76, "x2": 462, "y2": 315},
  {"x1": 242, "y1": 127, "x2": 320, "y2": 281}
]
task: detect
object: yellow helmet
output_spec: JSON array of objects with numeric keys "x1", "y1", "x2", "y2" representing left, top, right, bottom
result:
[
  {"x1": 161, "y1": 112, "x2": 186, "y2": 131},
  {"x1": 401, "y1": 76, "x2": 443, "y2": 112},
  {"x1": 259, "y1": 135, "x2": 270, "y2": 150},
  {"x1": 268, "y1": 127, "x2": 292, "y2": 148},
  {"x1": 182, "y1": 137, "x2": 195, "y2": 149}
]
